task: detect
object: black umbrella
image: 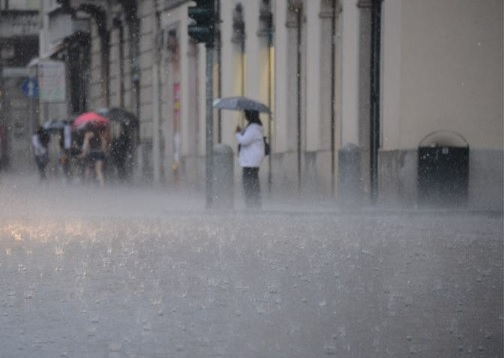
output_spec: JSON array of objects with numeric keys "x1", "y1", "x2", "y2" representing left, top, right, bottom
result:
[
  {"x1": 96, "y1": 107, "x2": 139, "y2": 127},
  {"x1": 43, "y1": 119, "x2": 70, "y2": 133}
]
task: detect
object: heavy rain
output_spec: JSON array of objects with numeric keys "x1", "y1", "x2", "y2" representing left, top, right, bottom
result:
[
  {"x1": 1, "y1": 175, "x2": 502, "y2": 357},
  {"x1": 0, "y1": 1, "x2": 503, "y2": 358}
]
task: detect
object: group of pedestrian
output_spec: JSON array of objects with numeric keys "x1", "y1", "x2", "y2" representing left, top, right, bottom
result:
[
  {"x1": 31, "y1": 107, "x2": 266, "y2": 209},
  {"x1": 31, "y1": 122, "x2": 132, "y2": 186}
]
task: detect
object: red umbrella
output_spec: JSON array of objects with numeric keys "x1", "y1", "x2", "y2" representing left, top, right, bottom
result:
[{"x1": 73, "y1": 112, "x2": 109, "y2": 130}]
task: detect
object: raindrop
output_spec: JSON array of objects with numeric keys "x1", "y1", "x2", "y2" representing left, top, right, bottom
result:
[{"x1": 324, "y1": 345, "x2": 336, "y2": 355}]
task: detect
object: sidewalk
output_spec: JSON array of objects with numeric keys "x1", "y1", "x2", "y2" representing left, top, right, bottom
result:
[
  {"x1": 1, "y1": 171, "x2": 501, "y2": 218},
  {"x1": 0, "y1": 171, "x2": 205, "y2": 218},
  {"x1": 0, "y1": 171, "x2": 354, "y2": 217}
]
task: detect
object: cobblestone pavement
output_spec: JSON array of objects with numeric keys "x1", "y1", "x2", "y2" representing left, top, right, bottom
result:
[{"x1": 0, "y1": 173, "x2": 502, "y2": 357}]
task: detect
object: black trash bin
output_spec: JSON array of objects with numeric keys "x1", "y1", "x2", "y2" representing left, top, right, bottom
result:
[{"x1": 417, "y1": 131, "x2": 469, "y2": 207}]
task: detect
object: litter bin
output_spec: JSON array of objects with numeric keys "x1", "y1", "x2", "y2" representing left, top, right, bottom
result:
[
  {"x1": 213, "y1": 144, "x2": 234, "y2": 210},
  {"x1": 417, "y1": 131, "x2": 469, "y2": 207}
]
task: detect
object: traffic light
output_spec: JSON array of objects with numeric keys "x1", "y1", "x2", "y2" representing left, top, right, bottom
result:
[{"x1": 188, "y1": 0, "x2": 215, "y2": 46}]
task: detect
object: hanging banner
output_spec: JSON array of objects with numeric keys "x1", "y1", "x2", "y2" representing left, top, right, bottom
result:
[
  {"x1": 173, "y1": 82, "x2": 181, "y2": 115},
  {"x1": 38, "y1": 60, "x2": 66, "y2": 102}
]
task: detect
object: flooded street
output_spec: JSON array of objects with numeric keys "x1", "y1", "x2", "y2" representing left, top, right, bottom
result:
[{"x1": 0, "y1": 174, "x2": 502, "y2": 357}]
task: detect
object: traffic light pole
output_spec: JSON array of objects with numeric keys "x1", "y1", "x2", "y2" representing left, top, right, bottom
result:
[
  {"x1": 205, "y1": 44, "x2": 214, "y2": 209},
  {"x1": 187, "y1": 0, "x2": 216, "y2": 209}
]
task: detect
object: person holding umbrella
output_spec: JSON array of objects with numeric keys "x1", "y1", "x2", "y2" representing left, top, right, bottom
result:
[
  {"x1": 235, "y1": 110, "x2": 266, "y2": 209},
  {"x1": 79, "y1": 126, "x2": 109, "y2": 187},
  {"x1": 214, "y1": 96, "x2": 271, "y2": 209},
  {"x1": 73, "y1": 112, "x2": 110, "y2": 187}
]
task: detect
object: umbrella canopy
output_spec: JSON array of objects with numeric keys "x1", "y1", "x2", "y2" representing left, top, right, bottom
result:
[
  {"x1": 73, "y1": 112, "x2": 109, "y2": 130},
  {"x1": 213, "y1": 96, "x2": 271, "y2": 114},
  {"x1": 96, "y1": 107, "x2": 139, "y2": 127},
  {"x1": 43, "y1": 119, "x2": 70, "y2": 133}
]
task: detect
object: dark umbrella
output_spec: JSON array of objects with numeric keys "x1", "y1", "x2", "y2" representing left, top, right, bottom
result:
[
  {"x1": 213, "y1": 96, "x2": 272, "y2": 114},
  {"x1": 96, "y1": 107, "x2": 139, "y2": 127},
  {"x1": 73, "y1": 112, "x2": 110, "y2": 131},
  {"x1": 43, "y1": 119, "x2": 70, "y2": 133}
]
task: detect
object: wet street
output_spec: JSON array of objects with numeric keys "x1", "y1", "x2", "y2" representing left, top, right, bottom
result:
[{"x1": 0, "y1": 174, "x2": 502, "y2": 358}]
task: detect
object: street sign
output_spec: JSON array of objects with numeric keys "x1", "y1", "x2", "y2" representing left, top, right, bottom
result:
[
  {"x1": 38, "y1": 61, "x2": 66, "y2": 102},
  {"x1": 21, "y1": 78, "x2": 39, "y2": 98}
]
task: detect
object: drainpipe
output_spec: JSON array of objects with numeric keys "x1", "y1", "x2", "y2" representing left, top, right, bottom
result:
[
  {"x1": 101, "y1": 31, "x2": 110, "y2": 107},
  {"x1": 330, "y1": 0, "x2": 337, "y2": 196},
  {"x1": 152, "y1": 4, "x2": 161, "y2": 184},
  {"x1": 267, "y1": 38, "x2": 273, "y2": 193},
  {"x1": 216, "y1": 0, "x2": 222, "y2": 143},
  {"x1": 130, "y1": 18, "x2": 141, "y2": 123},
  {"x1": 0, "y1": 48, "x2": 4, "y2": 126},
  {"x1": 113, "y1": 16, "x2": 125, "y2": 108},
  {"x1": 232, "y1": 4, "x2": 245, "y2": 125},
  {"x1": 258, "y1": 0, "x2": 274, "y2": 192},
  {"x1": 240, "y1": 16, "x2": 245, "y2": 99},
  {"x1": 119, "y1": 0, "x2": 140, "y2": 126},
  {"x1": 296, "y1": 7, "x2": 302, "y2": 193},
  {"x1": 241, "y1": 25, "x2": 245, "y2": 99},
  {"x1": 370, "y1": 0, "x2": 382, "y2": 204}
]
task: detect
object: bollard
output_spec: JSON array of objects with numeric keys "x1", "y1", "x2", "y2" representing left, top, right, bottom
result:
[
  {"x1": 338, "y1": 143, "x2": 362, "y2": 206},
  {"x1": 213, "y1": 144, "x2": 234, "y2": 210}
]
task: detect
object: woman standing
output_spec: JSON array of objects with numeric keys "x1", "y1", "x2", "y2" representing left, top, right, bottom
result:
[{"x1": 235, "y1": 110, "x2": 265, "y2": 209}]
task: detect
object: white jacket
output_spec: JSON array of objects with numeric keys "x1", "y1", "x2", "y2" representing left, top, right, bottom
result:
[
  {"x1": 236, "y1": 123, "x2": 265, "y2": 168},
  {"x1": 32, "y1": 134, "x2": 47, "y2": 157}
]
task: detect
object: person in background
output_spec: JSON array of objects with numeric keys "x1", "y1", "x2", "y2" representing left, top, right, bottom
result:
[
  {"x1": 58, "y1": 123, "x2": 72, "y2": 181},
  {"x1": 32, "y1": 126, "x2": 50, "y2": 181},
  {"x1": 79, "y1": 126, "x2": 108, "y2": 187},
  {"x1": 111, "y1": 123, "x2": 132, "y2": 182},
  {"x1": 235, "y1": 110, "x2": 265, "y2": 209}
]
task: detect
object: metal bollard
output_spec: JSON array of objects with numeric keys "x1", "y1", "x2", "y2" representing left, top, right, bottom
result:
[{"x1": 213, "y1": 144, "x2": 234, "y2": 210}]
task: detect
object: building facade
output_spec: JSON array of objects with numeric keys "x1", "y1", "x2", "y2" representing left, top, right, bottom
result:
[
  {"x1": 35, "y1": 0, "x2": 502, "y2": 209},
  {"x1": 0, "y1": 0, "x2": 39, "y2": 172}
]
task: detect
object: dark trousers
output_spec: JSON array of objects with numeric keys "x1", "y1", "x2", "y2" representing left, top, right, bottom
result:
[
  {"x1": 35, "y1": 155, "x2": 48, "y2": 180},
  {"x1": 242, "y1": 167, "x2": 261, "y2": 209}
]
